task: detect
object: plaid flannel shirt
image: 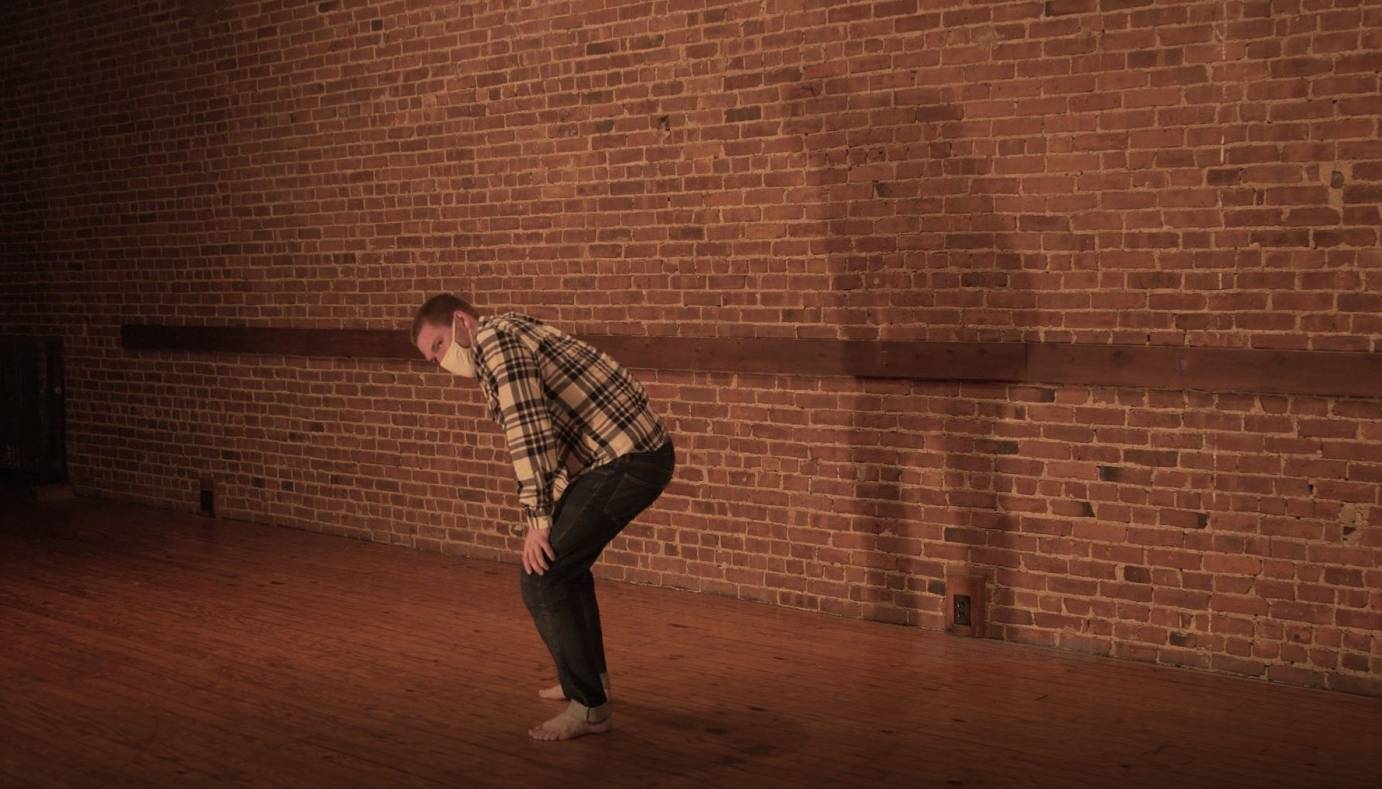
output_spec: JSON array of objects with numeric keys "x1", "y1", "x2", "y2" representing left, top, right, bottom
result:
[{"x1": 471, "y1": 312, "x2": 670, "y2": 538}]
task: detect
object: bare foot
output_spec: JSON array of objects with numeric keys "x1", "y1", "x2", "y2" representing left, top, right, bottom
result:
[
  {"x1": 538, "y1": 679, "x2": 611, "y2": 701},
  {"x1": 528, "y1": 708, "x2": 613, "y2": 742}
]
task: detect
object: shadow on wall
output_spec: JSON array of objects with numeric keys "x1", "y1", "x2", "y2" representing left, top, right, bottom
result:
[{"x1": 797, "y1": 74, "x2": 1021, "y2": 634}]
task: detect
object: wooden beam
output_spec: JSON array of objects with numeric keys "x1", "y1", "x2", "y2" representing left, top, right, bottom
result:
[
  {"x1": 589, "y1": 335, "x2": 1026, "y2": 382},
  {"x1": 121, "y1": 324, "x2": 415, "y2": 360},
  {"x1": 120, "y1": 324, "x2": 1382, "y2": 398},
  {"x1": 1024, "y1": 344, "x2": 1382, "y2": 398}
]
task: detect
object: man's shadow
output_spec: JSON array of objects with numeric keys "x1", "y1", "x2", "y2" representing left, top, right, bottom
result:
[{"x1": 792, "y1": 74, "x2": 1036, "y2": 640}]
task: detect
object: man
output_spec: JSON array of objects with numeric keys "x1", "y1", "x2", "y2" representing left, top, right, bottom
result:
[{"x1": 410, "y1": 293, "x2": 675, "y2": 742}]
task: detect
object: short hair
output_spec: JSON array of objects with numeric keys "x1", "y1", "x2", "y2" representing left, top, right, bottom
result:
[{"x1": 410, "y1": 293, "x2": 479, "y2": 346}]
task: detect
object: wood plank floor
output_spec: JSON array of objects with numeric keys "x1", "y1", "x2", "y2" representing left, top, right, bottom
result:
[{"x1": 2, "y1": 496, "x2": 1379, "y2": 789}]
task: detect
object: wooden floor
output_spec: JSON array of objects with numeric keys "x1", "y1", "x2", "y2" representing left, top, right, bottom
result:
[{"x1": 2, "y1": 497, "x2": 1379, "y2": 789}]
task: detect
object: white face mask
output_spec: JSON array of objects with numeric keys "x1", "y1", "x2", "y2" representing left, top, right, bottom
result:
[{"x1": 438, "y1": 316, "x2": 476, "y2": 378}]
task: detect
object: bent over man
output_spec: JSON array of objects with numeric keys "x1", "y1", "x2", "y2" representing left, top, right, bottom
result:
[{"x1": 411, "y1": 293, "x2": 675, "y2": 741}]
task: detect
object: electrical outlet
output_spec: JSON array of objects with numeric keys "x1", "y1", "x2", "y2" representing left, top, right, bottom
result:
[
  {"x1": 954, "y1": 594, "x2": 971, "y2": 626},
  {"x1": 199, "y1": 479, "x2": 215, "y2": 516}
]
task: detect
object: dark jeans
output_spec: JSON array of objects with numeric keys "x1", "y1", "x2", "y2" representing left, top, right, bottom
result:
[{"x1": 520, "y1": 438, "x2": 675, "y2": 709}]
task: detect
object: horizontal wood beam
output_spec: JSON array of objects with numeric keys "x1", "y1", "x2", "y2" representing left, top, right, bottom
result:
[
  {"x1": 120, "y1": 324, "x2": 1382, "y2": 398},
  {"x1": 120, "y1": 324, "x2": 416, "y2": 360}
]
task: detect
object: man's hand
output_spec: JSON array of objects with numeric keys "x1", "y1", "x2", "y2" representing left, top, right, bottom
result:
[{"x1": 523, "y1": 526, "x2": 556, "y2": 575}]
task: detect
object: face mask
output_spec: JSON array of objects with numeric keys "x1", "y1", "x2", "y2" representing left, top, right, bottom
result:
[{"x1": 438, "y1": 316, "x2": 476, "y2": 378}]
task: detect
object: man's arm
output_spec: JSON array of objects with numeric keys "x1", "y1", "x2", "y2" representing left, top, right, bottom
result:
[{"x1": 481, "y1": 325, "x2": 560, "y2": 538}]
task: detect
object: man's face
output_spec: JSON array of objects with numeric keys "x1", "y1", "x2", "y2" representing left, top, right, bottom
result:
[{"x1": 415, "y1": 310, "x2": 474, "y2": 366}]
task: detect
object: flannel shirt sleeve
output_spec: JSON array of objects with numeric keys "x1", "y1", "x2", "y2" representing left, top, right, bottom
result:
[{"x1": 480, "y1": 325, "x2": 559, "y2": 538}]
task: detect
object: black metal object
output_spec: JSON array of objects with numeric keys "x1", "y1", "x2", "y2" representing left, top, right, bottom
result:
[{"x1": 0, "y1": 337, "x2": 66, "y2": 486}]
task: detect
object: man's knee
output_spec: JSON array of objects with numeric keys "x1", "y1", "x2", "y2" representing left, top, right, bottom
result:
[{"x1": 520, "y1": 563, "x2": 565, "y2": 606}]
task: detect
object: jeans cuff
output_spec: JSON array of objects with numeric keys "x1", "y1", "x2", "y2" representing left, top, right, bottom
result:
[{"x1": 569, "y1": 699, "x2": 611, "y2": 723}]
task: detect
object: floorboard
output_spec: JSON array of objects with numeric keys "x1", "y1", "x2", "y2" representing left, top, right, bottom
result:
[{"x1": 2, "y1": 496, "x2": 1378, "y2": 788}]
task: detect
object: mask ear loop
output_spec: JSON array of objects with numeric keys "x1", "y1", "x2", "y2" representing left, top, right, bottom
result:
[
  {"x1": 453, "y1": 314, "x2": 470, "y2": 352},
  {"x1": 443, "y1": 315, "x2": 476, "y2": 377}
]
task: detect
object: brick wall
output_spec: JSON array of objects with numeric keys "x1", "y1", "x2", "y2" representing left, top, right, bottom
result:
[{"x1": 2, "y1": 0, "x2": 1379, "y2": 697}]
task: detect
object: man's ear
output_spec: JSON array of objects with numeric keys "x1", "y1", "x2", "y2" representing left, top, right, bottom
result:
[{"x1": 454, "y1": 310, "x2": 473, "y2": 345}]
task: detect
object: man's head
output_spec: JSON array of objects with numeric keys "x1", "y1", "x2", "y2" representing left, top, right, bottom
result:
[{"x1": 412, "y1": 293, "x2": 482, "y2": 375}]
